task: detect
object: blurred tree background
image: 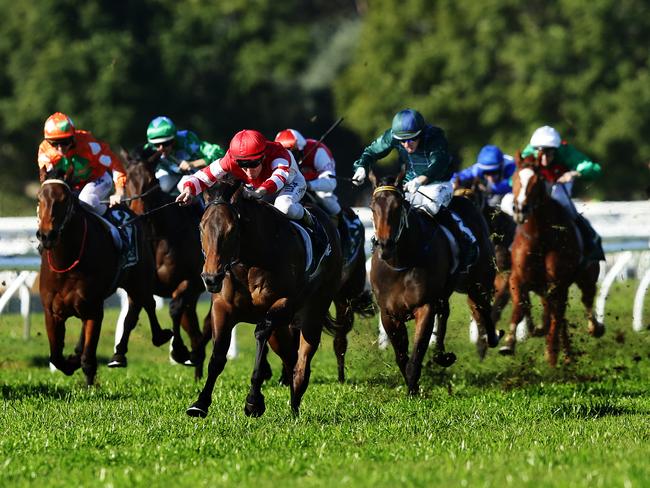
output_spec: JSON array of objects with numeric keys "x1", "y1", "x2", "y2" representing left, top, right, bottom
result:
[{"x1": 0, "y1": 0, "x2": 648, "y2": 215}]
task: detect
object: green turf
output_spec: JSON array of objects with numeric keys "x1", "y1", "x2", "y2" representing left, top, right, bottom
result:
[{"x1": 1, "y1": 282, "x2": 649, "y2": 487}]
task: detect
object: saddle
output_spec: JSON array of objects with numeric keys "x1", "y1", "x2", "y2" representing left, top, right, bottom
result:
[
  {"x1": 339, "y1": 210, "x2": 364, "y2": 266},
  {"x1": 291, "y1": 209, "x2": 332, "y2": 281},
  {"x1": 98, "y1": 206, "x2": 139, "y2": 269}
]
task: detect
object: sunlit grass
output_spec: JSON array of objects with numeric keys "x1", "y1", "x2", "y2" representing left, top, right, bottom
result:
[{"x1": 1, "y1": 282, "x2": 648, "y2": 487}]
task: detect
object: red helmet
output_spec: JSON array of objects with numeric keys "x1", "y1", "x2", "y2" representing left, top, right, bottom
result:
[
  {"x1": 275, "y1": 129, "x2": 306, "y2": 151},
  {"x1": 229, "y1": 130, "x2": 267, "y2": 160},
  {"x1": 44, "y1": 112, "x2": 75, "y2": 139}
]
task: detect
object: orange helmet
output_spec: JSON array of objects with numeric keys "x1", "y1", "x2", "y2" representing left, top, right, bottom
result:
[
  {"x1": 229, "y1": 130, "x2": 267, "y2": 160},
  {"x1": 44, "y1": 112, "x2": 75, "y2": 139},
  {"x1": 275, "y1": 129, "x2": 306, "y2": 151}
]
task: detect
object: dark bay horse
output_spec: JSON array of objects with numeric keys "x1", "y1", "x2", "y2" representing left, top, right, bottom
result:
[
  {"x1": 454, "y1": 184, "x2": 522, "y2": 328},
  {"x1": 37, "y1": 179, "x2": 172, "y2": 385},
  {"x1": 302, "y1": 190, "x2": 375, "y2": 382},
  {"x1": 500, "y1": 154, "x2": 603, "y2": 366},
  {"x1": 120, "y1": 147, "x2": 210, "y2": 379},
  {"x1": 186, "y1": 181, "x2": 343, "y2": 418},
  {"x1": 369, "y1": 178, "x2": 502, "y2": 395}
]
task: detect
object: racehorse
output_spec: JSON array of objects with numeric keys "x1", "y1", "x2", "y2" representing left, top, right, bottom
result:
[
  {"x1": 120, "y1": 146, "x2": 210, "y2": 379},
  {"x1": 302, "y1": 190, "x2": 375, "y2": 382},
  {"x1": 500, "y1": 153, "x2": 604, "y2": 366},
  {"x1": 37, "y1": 178, "x2": 172, "y2": 385},
  {"x1": 369, "y1": 175, "x2": 502, "y2": 395},
  {"x1": 186, "y1": 180, "x2": 343, "y2": 418},
  {"x1": 454, "y1": 182, "x2": 522, "y2": 329}
]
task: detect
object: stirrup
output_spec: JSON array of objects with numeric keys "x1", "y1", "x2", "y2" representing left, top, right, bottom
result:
[{"x1": 300, "y1": 210, "x2": 314, "y2": 230}]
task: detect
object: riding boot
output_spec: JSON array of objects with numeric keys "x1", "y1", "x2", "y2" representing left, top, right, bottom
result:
[
  {"x1": 299, "y1": 208, "x2": 315, "y2": 231},
  {"x1": 436, "y1": 206, "x2": 478, "y2": 273},
  {"x1": 575, "y1": 214, "x2": 605, "y2": 261}
]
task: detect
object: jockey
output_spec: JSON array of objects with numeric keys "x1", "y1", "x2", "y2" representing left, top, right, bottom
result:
[
  {"x1": 176, "y1": 129, "x2": 313, "y2": 228},
  {"x1": 38, "y1": 112, "x2": 126, "y2": 216},
  {"x1": 145, "y1": 116, "x2": 225, "y2": 196},
  {"x1": 452, "y1": 144, "x2": 515, "y2": 209},
  {"x1": 521, "y1": 125, "x2": 605, "y2": 261},
  {"x1": 352, "y1": 108, "x2": 477, "y2": 271},
  {"x1": 274, "y1": 128, "x2": 341, "y2": 219}
]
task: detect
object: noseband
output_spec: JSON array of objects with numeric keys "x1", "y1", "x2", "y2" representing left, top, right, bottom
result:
[{"x1": 371, "y1": 185, "x2": 410, "y2": 248}]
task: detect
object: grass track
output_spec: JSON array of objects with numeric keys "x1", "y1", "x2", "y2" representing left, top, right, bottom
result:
[{"x1": 1, "y1": 282, "x2": 649, "y2": 487}]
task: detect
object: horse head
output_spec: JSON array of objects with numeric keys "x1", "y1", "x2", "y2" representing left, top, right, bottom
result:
[
  {"x1": 512, "y1": 152, "x2": 545, "y2": 224},
  {"x1": 370, "y1": 179, "x2": 409, "y2": 260},
  {"x1": 124, "y1": 145, "x2": 161, "y2": 215},
  {"x1": 36, "y1": 179, "x2": 75, "y2": 250},
  {"x1": 200, "y1": 180, "x2": 244, "y2": 293}
]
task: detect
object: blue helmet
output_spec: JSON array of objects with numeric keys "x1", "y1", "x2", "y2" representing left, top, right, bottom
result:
[
  {"x1": 475, "y1": 145, "x2": 504, "y2": 172},
  {"x1": 391, "y1": 109, "x2": 425, "y2": 140}
]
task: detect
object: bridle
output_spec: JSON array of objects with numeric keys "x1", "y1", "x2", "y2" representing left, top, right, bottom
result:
[
  {"x1": 371, "y1": 185, "x2": 410, "y2": 248},
  {"x1": 202, "y1": 199, "x2": 241, "y2": 281},
  {"x1": 39, "y1": 179, "x2": 88, "y2": 273}
]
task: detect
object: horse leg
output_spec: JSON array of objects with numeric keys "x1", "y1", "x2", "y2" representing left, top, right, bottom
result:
[
  {"x1": 333, "y1": 299, "x2": 353, "y2": 383},
  {"x1": 501, "y1": 283, "x2": 530, "y2": 355},
  {"x1": 244, "y1": 319, "x2": 275, "y2": 418},
  {"x1": 431, "y1": 300, "x2": 457, "y2": 367},
  {"x1": 179, "y1": 291, "x2": 208, "y2": 379},
  {"x1": 186, "y1": 302, "x2": 233, "y2": 418},
  {"x1": 169, "y1": 295, "x2": 192, "y2": 366},
  {"x1": 79, "y1": 312, "x2": 103, "y2": 386},
  {"x1": 380, "y1": 310, "x2": 409, "y2": 382},
  {"x1": 545, "y1": 287, "x2": 569, "y2": 367},
  {"x1": 468, "y1": 281, "x2": 503, "y2": 350},
  {"x1": 576, "y1": 264, "x2": 604, "y2": 338},
  {"x1": 44, "y1": 309, "x2": 78, "y2": 376},
  {"x1": 491, "y1": 271, "x2": 511, "y2": 325},
  {"x1": 290, "y1": 318, "x2": 323, "y2": 416},
  {"x1": 268, "y1": 325, "x2": 298, "y2": 387}
]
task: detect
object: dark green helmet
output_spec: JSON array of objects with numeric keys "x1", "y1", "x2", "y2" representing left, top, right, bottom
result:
[{"x1": 391, "y1": 109, "x2": 425, "y2": 140}]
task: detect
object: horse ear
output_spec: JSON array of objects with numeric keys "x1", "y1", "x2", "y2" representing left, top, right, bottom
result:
[
  {"x1": 119, "y1": 146, "x2": 131, "y2": 166},
  {"x1": 368, "y1": 170, "x2": 378, "y2": 189},
  {"x1": 394, "y1": 164, "x2": 407, "y2": 187}
]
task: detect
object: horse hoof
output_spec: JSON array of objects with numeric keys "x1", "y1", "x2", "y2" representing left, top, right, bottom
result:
[
  {"x1": 244, "y1": 401, "x2": 266, "y2": 418},
  {"x1": 170, "y1": 347, "x2": 194, "y2": 366},
  {"x1": 186, "y1": 402, "x2": 209, "y2": 418},
  {"x1": 589, "y1": 323, "x2": 605, "y2": 338},
  {"x1": 107, "y1": 354, "x2": 127, "y2": 368},
  {"x1": 434, "y1": 352, "x2": 457, "y2": 368},
  {"x1": 487, "y1": 329, "x2": 505, "y2": 347},
  {"x1": 532, "y1": 327, "x2": 546, "y2": 337},
  {"x1": 499, "y1": 345, "x2": 515, "y2": 356},
  {"x1": 152, "y1": 329, "x2": 173, "y2": 347}
]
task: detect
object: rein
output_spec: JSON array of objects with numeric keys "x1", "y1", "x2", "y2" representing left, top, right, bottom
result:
[
  {"x1": 100, "y1": 183, "x2": 161, "y2": 204},
  {"x1": 47, "y1": 216, "x2": 88, "y2": 273},
  {"x1": 118, "y1": 201, "x2": 179, "y2": 229}
]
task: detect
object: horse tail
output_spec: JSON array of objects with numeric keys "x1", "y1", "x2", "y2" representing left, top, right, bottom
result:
[
  {"x1": 349, "y1": 290, "x2": 377, "y2": 318},
  {"x1": 323, "y1": 311, "x2": 345, "y2": 336}
]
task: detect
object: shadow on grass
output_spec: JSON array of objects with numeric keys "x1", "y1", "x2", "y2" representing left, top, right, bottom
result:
[
  {"x1": 1, "y1": 382, "x2": 71, "y2": 400},
  {"x1": 28, "y1": 355, "x2": 111, "y2": 368}
]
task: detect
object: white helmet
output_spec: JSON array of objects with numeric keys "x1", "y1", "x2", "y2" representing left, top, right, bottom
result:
[{"x1": 530, "y1": 125, "x2": 561, "y2": 148}]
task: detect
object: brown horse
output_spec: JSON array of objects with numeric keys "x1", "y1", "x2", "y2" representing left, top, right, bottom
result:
[
  {"x1": 454, "y1": 183, "x2": 523, "y2": 328},
  {"x1": 500, "y1": 153, "x2": 603, "y2": 365},
  {"x1": 302, "y1": 190, "x2": 375, "y2": 382},
  {"x1": 369, "y1": 177, "x2": 502, "y2": 395},
  {"x1": 186, "y1": 181, "x2": 343, "y2": 418},
  {"x1": 119, "y1": 146, "x2": 210, "y2": 379},
  {"x1": 37, "y1": 179, "x2": 172, "y2": 385}
]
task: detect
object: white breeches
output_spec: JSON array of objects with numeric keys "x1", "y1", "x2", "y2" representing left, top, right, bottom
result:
[
  {"x1": 547, "y1": 181, "x2": 577, "y2": 218},
  {"x1": 500, "y1": 192, "x2": 515, "y2": 217},
  {"x1": 274, "y1": 172, "x2": 307, "y2": 220},
  {"x1": 315, "y1": 192, "x2": 341, "y2": 216},
  {"x1": 78, "y1": 172, "x2": 113, "y2": 215},
  {"x1": 405, "y1": 181, "x2": 453, "y2": 215}
]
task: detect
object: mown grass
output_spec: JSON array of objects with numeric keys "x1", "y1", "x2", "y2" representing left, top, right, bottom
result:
[{"x1": 1, "y1": 282, "x2": 649, "y2": 487}]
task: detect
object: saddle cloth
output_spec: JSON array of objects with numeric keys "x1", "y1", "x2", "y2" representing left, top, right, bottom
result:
[{"x1": 96, "y1": 208, "x2": 139, "y2": 268}]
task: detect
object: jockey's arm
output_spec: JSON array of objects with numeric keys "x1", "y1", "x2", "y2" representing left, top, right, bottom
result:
[
  {"x1": 176, "y1": 158, "x2": 226, "y2": 205},
  {"x1": 308, "y1": 148, "x2": 337, "y2": 192}
]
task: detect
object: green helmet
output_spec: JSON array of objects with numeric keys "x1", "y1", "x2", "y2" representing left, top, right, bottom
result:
[
  {"x1": 147, "y1": 116, "x2": 177, "y2": 144},
  {"x1": 391, "y1": 109, "x2": 425, "y2": 140}
]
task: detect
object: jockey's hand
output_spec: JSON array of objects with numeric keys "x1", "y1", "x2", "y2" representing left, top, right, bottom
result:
[
  {"x1": 405, "y1": 175, "x2": 427, "y2": 194},
  {"x1": 109, "y1": 192, "x2": 123, "y2": 207},
  {"x1": 242, "y1": 186, "x2": 265, "y2": 200},
  {"x1": 556, "y1": 170, "x2": 580, "y2": 184},
  {"x1": 176, "y1": 188, "x2": 193, "y2": 206},
  {"x1": 352, "y1": 167, "x2": 366, "y2": 186},
  {"x1": 178, "y1": 160, "x2": 192, "y2": 172}
]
